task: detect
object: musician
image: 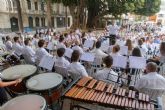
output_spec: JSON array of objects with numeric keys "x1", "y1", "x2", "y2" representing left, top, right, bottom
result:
[
  {"x1": 72, "y1": 40, "x2": 84, "y2": 55},
  {"x1": 56, "y1": 35, "x2": 66, "y2": 49},
  {"x1": 35, "y1": 39, "x2": 50, "y2": 64},
  {"x1": 134, "y1": 62, "x2": 165, "y2": 90},
  {"x1": 68, "y1": 50, "x2": 88, "y2": 77},
  {"x1": 22, "y1": 39, "x2": 36, "y2": 64},
  {"x1": 107, "y1": 21, "x2": 120, "y2": 45},
  {"x1": 5, "y1": 36, "x2": 13, "y2": 52},
  {"x1": 125, "y1": 39, "x2": 133, "y2": 55},
  {"x1": 12, "y1": 36, "x2": 23, "y2": 57},
  {"x1": 94, "y1": 55, "x2": 118, "y2": 83},
  {"x1": 0, "y1": 77, "x2": 22, "y2": 105},
  {"x1": 110, "y1": 45, "x2": 121, "y2": 56},
  {"x1": 149, "y1": 42, "x2": 165, "y2": 64},
  {"x1": 91, "y1": 41, "x2": 107, "y2": 59},
  {"x1": 55, "y1": 48, "x2": 70, "y2": 68},
  {"x1": 132, "y1": 47, "x2": 142, "y2": 57},
  {"x1": 137, "y1": 39, "x2": 148, "y2": 57}
]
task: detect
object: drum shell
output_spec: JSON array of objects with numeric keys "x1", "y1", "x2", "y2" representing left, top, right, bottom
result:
[{"x1": 28, "y1": 84, "x2": 63, "y2": 105}]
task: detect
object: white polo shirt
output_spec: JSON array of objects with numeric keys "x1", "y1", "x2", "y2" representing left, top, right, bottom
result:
[{"x1": 135, "y1": 72, "x2": 165, "y2": 90}]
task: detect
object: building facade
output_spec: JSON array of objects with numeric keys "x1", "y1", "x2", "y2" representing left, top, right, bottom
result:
[{"x1": 0, "y1": 0, "x2": 72, "y2": 32}]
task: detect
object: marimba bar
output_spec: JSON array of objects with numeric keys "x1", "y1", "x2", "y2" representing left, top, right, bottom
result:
[{"x1": 64, "y1": 77, "x2": 155, "y2": 110}]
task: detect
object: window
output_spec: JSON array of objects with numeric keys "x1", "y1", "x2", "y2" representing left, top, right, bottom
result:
[
  {"x1": 34, "y1": 2, "x2": 38, "y2": 10},
  {"x1": 27, "y1": 0, "x2": 31, "y2": 10},
  {"x1": 35, "y1": 17, "x2": 40, "y2": 27},
  {"x1": 28, "y1": 17, "x2": 33, "y2": 28},
  {"x1": 12, "y1": 0, "x2": 17, "y2": 11},
  {"x1": 51, "y1": 17, "x2": 55, "y2": 27},
  {"x1": 41, "y1": 17, "x2": 45, "y2": 27},
  {"x1": 56, "y1": 17, "x2": 65, "y2": 28}
]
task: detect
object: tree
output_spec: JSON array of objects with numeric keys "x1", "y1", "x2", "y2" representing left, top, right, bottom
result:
[
  {"x1": 46, "y1": 0, "x2": 52, "y2": 27},
  {"x1": 134, "y1": 0, "x2": 161, "y2": 16},
  {"x1": 16, "y1": 0, "x2": 23, "y2": 33}
]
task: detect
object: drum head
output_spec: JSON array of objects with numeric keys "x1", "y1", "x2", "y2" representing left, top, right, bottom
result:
[
  {"x1": 26, "y1": 73, "x2": 63, "y2": 91},
  {"x1": 1, "y1": 94, "x2": 46, "y2": 110},
  {"x1": 1, "y1": 65, "x2": 37, "y2": 80}
]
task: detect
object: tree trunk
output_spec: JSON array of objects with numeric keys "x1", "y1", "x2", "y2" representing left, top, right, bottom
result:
[
  {"x1": 69, "y1": 6, "x2": 77, "y2": 29},
  {"x1": 16, "y1": 0, "x2": 23, "y2": 33},
  {"x1": 65, "y1": 7, "x2": 68, "y2": 30},
  {"x1": 46, "y1": 0, "x2": 52, "y2": 27}
]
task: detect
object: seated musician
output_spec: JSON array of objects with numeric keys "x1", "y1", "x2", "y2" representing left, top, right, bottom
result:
[
  {"x1": 110, "y1": 44, "x2": 121, "y2": 56},
  {"x1": 68, "y1": 50, "x2": 88, "y2": 77},
  {"x1": 134, "y1": 62, "x2": 165, "y2": 91},
  {"x1": 137, "y1": 39, "x2": 148, "y2": 57},
  {"x1": 55, "y1": 48, "x2": 70, "y2": 68},
  {"x1": 56, "y1": 35, "x2": 66, "y2": 49},
  {"x1": 12, "y1": 36, "x2": 23, "y2": 57},
  {"x1": 125, "y1": 39, "x2": 133, "y2": 55},
  {"x1": 148, "y1": 42, "x2": 165, "y2": 65},
  {"x1": 94, "y1": 55, "x2": 118, "y2": 83},
  {"x1": 5, "y1": 36, "x2": 13, "y2": 52},
  {"x1": 35, "y1": 39, "x2": 51, "y2": 65},
  {"x1": 22, "y1": 39, "x2": 36, "y2": 64},
  {"x1": 91, "y1": 41, "x2": 107, "y2": 59},
  {"x1": 72, "y1": 40, "x2": 84, "y2": 55},
  {"x1": 0, "y1": 77, "x2": 22, "y2": 105}
]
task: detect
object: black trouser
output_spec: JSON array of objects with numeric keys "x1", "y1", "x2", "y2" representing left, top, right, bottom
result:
[
  {"x1": 0, "y1": 88, "x2": 8, "y2": 105},
  {"x1": 109, "y1": 34, "x2": 116, "y2": 45}
]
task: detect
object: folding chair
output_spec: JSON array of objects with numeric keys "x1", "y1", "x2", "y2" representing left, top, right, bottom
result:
[{"x1": 91, "y1": 57, "x2": 103, "y2": 76}]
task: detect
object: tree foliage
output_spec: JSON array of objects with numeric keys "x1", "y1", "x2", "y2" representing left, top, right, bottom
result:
[
  {"x1": 134, "y1": 0, "x2": 161, "y2": 16},
  {"x1": 44, "y1": 0, "x2": 161, "y2": 28}
]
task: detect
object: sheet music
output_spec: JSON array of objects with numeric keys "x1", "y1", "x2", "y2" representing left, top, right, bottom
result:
[
  {"x1": 119, "y1": 46, "x2": 128, "y2": 55},
  {"x1": 80, "y1": 52, "x2": 95, "y2": 62},
  {"x1": 112, "y1": 55, "x2": 127, "y2": 68},
  {"x1": 39, "y1": 55, "x2": 55, "y2": 70},
  {"x1": 64, "y1": 48, "x2": 73, "y2": 58},
  {"x1": 129, "y1": 56, "x2": 146, "y2": 69},
  {"x1": 100, "y1": 41, "x2": 109, "y2": 52},
  {"x1": 83, "y1": 40, "x2": 94, "y2": 49},
  {"x1": 47, "y1": 42, "x2": 54, "y2": 50}
]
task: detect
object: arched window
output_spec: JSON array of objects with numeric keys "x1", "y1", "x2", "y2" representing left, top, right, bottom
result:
[
  {"x1": 41, "y1": 17, "x2": 45, "y2": 27},
  {"x1": 35, "y1": 17, "x2": 40, "y2": 27},
  {"x1": 27, "y1": 0, "x2": 31, "y2": 10},
  {"x1": 28, "y1": 17, "x2": 33, "y2": 28},
  {"x1": 10, "y1": 17, "x2": 19, "y2": 32}
]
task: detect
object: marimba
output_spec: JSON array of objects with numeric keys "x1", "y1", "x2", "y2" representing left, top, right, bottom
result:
[{"x1": 63, "y1": 77, "x2": 157, "y2": 110}]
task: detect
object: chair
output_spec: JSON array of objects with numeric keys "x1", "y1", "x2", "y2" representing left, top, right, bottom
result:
[
  {"x1": 22, "y1": 54, "x2": 35, "y2": 65},
  {"x1": 91, "y1": 57, "x2": 103, "y2": 76},
  {"x1": 54, "y1": 66, "x2": 69, "y2": 79}
]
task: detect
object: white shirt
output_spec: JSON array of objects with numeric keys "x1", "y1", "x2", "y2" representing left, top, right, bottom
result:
[
  {"x1": 91, "y1": 48, "x2": 107, "y2": 59},
  {"x1": 35, "y1": 47, "x2": 50, "y2": 64},
  {"x1": 72, "y1": 46, "x2": 84, "y2": 55},
  {"x1": 12, "y1": 42, "x2": 23, "y2": 56},
  {"x1": 22, "y1": 46, "x2": 36, "y2": 64},
  {"x1": 68, "y1": 62, "x2": 88, "y2": 77},
  {"x1": 5, "y1": 41, "x2": 12, "y2": 51},
  {"x1": 95, "y1": 68, "x2": 118, "y2": 82},
  {"x1": 135, "y1": 72, "x2": 165, "y2": 90},
  {"x1": 108, "y1": 25, "x2": 119, "y2": 35},
  {"x1": 55, "y1": 57, "x2": 70, "y2": 68},
  {"x1": 56, "y1": 42, "x2": 66, "y2": 49}
]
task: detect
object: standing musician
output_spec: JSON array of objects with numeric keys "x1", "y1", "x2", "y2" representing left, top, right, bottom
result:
[{"x1": 107, "y1": 21, "x2": 120, "y2": 45}]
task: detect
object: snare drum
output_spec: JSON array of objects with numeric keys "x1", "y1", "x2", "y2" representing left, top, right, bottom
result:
[
  {"x1": 1, "y1": 65, "x2": 37, "y2": 93},
  {"x1": 26, "y1": 73, "x2": 63, "y2": 105},
  {"x1": 1, "y1": 94, "x2": 46, "y2": 110}
]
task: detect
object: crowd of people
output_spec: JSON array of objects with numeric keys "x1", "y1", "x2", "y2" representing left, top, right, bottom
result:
[{"x1": 1, "y1": 22, "x2": 165, "y2": 106}]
